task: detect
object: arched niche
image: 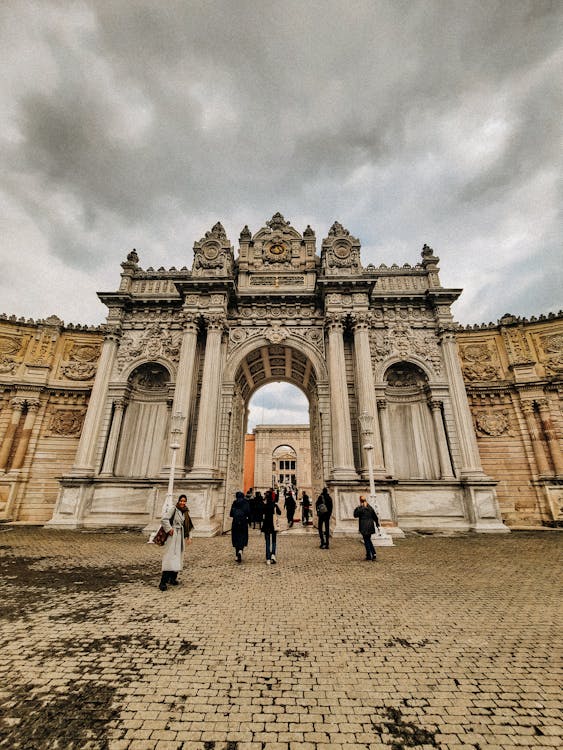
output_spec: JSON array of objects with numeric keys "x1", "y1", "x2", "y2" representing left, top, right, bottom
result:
[
  {"x1": 383, "y1": 361, "x2": 440, "y2": 479},
  {"x1": 114, "y1": 362, "x2": 171, "y2": 478}
]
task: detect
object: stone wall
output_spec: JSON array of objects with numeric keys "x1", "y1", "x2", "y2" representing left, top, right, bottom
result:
[
  {"x1": 457, "y1": 312, "x2": 563, "y2": 526},
  {"x1": 0, "y1": 315, "x2": 103, "y2": 522},
  {"x1": 1, "y1": 309, "x2": 561, "y2": 527}
]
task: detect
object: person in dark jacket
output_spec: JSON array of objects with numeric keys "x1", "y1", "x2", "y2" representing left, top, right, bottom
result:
[
  {"x1": 284, "y1": 488, "x2": 297, "y2": 527},
  {"x1": 353, "y1": 495, "x2": 380, "y2": 561},
  {"x1": 315, "y1": 487, "x2": 333, "y2": 549},
  {"x1": 262, "y1": 488, "x2": 282, "y2": 564},
  {"x1": 252, "y1": 490, "x2": 264, "y2": 529},
  {"x1": 230, "y1": 490, "x2": 251, "y2": 563},
  {"x1": 301, "y1": 491, "x2": 311, "y2": 525}
]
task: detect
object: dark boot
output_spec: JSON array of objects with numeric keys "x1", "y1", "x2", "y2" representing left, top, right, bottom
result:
[
  {"x1": 159, "y1": 573, "x2": 168, "y2": 591},
  {"x1": 169, "y1": 571, "x2": 179, "y2": 585}
]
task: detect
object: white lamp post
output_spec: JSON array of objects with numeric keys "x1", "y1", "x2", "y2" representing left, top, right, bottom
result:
[
  {"x1": 359, "y1": 410, "x2": 393, "y2": 546},
  {"x1": 162, "y1": 411, "x2": 185, "y2": 515}
]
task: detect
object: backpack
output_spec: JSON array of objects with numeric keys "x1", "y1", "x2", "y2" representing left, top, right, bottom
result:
[
  {"x1": 231, "y1": 505, "x2": 247, "y2": 524},
  {"x1": 317, "y1": 501, "x2": 328, "y2": 515}
]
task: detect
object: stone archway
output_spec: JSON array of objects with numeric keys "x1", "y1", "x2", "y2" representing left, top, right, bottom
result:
[{"x1": 221, "y1": 340, "x2": 327, "y2": 530}]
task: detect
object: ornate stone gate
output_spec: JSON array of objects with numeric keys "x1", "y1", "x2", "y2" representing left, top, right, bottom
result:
[{"x1": 48, "y1": 213, "x2": 507, "y2": 534}]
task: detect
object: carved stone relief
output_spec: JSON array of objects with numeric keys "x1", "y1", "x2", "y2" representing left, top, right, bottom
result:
[
  {"x1": 0, "y1": 335, "x2": 24, "y2": 356},
  {"x1": 460, "y1": 343, "x2": 501, "y2": 382},
  {"x1": 47, "y1": 409, "x2": 86, "y2": 436},
  {"x1": 227, "y1": 325, "x2": 325, "y2": 357},
  {"x1": 116, "y1": 324, "x2": 182, "y2": 373},
  {"x1": 370, "y1": 323, "x2": 442, "y2": 376},
  {"x1": 539, "y1": 333, "x2": 563, "y2": 374},
  {"x1": 59, "y1": 341, "x2": 101, "y2": 381},
  {"x1": 475, "y1": 410, "x2": 511, "y2": 437}
]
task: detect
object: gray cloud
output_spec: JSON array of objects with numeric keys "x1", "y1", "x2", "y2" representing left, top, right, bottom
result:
[{"x1": 1, "y1": 0, "x2": 561, "y2": 325}]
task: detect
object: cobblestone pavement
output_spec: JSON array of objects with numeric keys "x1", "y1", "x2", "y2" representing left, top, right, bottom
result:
[{"x1": 0, "y1": 526, "x2": 561, "y2": 750}]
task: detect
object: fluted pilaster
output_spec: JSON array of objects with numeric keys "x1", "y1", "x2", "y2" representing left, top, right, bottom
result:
[{"x1": 326, "y1": 315, "x2": 356, "y2": 479}]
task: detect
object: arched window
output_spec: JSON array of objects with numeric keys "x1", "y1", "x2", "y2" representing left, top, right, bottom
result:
[
  {"x1": 114, "y1": 363, "x2": 171, "y2": 478},
  {"x1": 384, "y1": 362, "x2": 440, "y2": 479}
]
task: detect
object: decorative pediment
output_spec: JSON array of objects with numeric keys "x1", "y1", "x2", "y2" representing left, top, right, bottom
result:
[
  {"x1": 192, "y1": 222, "x2": 234, "y2": 278},
  {"x1": 321, "y1": 221, "x2": 362, "y2": 276}
]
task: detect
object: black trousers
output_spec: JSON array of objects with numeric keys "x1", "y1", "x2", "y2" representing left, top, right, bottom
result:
[{"x1": 318, "y1": 515, "x2": 330, "y2": 546}]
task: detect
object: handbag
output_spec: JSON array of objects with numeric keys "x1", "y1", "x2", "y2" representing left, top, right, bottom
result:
[
  {"x1": 151, "y1": 510, "x2": 175, "y2": 546},
  {"x1": 273, "y1": 507, "x2": 282, "y2": 532}
]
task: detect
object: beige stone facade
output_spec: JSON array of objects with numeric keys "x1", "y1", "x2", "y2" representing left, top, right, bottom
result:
[
  {"x1": 0, "y1": 315, "x2": 103, "y2": 522},
  {"x1": 457, "y1": 313, "x2": 563, "y2": 526},
  {"x1": 0, "y1": 214, "x2": 560, "y2": 530}
]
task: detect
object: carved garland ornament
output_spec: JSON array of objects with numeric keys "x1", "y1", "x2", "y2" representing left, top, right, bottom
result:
[
  {"x1": 116, "y1": 325, "x2": 182, "y2": 373},
  {"x1": 540, "y1": 333, "x2": 563, "y2": 374},
  {"x1": 475, "y1": 410, "x2": 510, "y2": 437},
  {"x1": 49, "y1": 409, "x2": 85, "y2": 436}
]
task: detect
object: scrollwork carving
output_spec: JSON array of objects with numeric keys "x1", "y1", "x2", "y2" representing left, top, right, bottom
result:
[
  {"x1": 540, "y1": 333, "x2": 563, "y2": 374},
  {"x1": 475, "y1": 410, "x2": 510, "y2": 437},
  {"x1": 49, "y1": 409, "x2": 85, "y2": 436}
]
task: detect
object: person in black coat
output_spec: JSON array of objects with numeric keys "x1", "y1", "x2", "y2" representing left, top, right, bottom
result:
[
  {"x1": 252, "y1": 490, "x2": 264, "y2": 529},
  {"x1": 353, "y1": 495, "x2": 380, "y2": 561},
  {"x1": 284, "y1": 488, "x2": 297, "y2": 527},
  {"x1": 230, "y1": 490, "x2": 251, "y2": 563},
  {"x1": 262, "y1": 488, "x2": 282, "y2": 564},
  {"x1": 315, "y1": 487, "x2": 333, "y2": 549}
]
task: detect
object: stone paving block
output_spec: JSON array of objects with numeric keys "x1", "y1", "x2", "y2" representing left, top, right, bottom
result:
[{"x1": 1, "y1": 528, "x2": 561, "y2": 750}]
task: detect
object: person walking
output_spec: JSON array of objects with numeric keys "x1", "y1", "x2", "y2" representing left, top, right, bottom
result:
[
  {"x1": 252, "y1": 490, "x2": 264, "y2": 529},
  {"x1": 284, "y1": 488, "x2": 296, "y2": 527},
  {"x1": 262, "y1": 488, "x2": 282, "y2": 564},
  {"x1": 301, "y1": 491, "x2": 311, "y2": 525},
  {"x1": 353, "y1": 495, "x2": 380, "y2": 561},
  {"x1": 230, "y1": 490, "x2": 251, "y2": 563},
  {"x1": 316, "y1": 487, "x2": 333, "y2": 549},
  {"x1": 159, "y1": 494, "x2": 194, "y2": 591}
]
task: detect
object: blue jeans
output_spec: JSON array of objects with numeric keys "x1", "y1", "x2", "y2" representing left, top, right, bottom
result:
[{"x1": 265, "y1": 531, "x2": 277, "y2": 560}]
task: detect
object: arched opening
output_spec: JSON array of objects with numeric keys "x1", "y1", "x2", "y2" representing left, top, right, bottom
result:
[
  {"x1": 113, "y1": 362, "x2": 171, "y2": 477},
  {"x1": 384, "y1": 361, "x2": 441, "y2": 479},
  {"x1": 224, "y1": 342, "x2": 326, "y2": 528},
  {"x1": 272, "y1": 444, "x2": 297, "y2": 487}
]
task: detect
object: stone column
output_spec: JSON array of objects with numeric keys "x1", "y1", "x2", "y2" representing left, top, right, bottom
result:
[
  {"x1": 11, "y1": 399, "x2": 41, "y2": 470},
  {"x1": 521, "y1": 401, "x2": 551, "y2": 476},
  {"x1": 0, "y1": 398, "x2": 25, "y2": 472},
  {"x1": 326, "y1": 315, "x2": 356, "y2": 480},
  {"x1": 377, "y1": 399, "x2": 394, "y2": 475},
  {"x1": 191, "y1": 316, "x2": 225, "y2": 477},
  {"x1": 429, "y1": 399, "x2": 455, "y2": 479},
  {"x1": 536, "y1": 398, "x2": 563, "y2": 476},
  {"x1": 71, "y1": 331, "x2": 120, "y2": 475},
  {"x1": 352, "y1": 314, "x2": 385, "y2": 476},
  {"x1": 99, "y1": 399, "x2": 127, "y2": 476},
  {"x1": 167, "y1": 313, "x2": 199, "y2": 473},
  {"x1": 439, "y1": 330, "x2": 484, "y2": 477}
]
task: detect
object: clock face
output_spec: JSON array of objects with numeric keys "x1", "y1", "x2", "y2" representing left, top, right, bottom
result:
[{"x1": 265, "y1": 242, "x2": 288, "y2": 261}]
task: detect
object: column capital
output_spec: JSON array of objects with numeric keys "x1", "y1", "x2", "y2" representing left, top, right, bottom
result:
[
  {"x1": 377, "y1": 398, "x2": 387, "y2": 410},
  {"x1": 428, "y1": 399, "x2": 443, "y2": 412},
  {"x1": 438, "y1": 327, "x2": 458, "y2": 344},
  {"x1": 535, "y1": 397, "x2": 550, "y2": 411},
  {"x1": 350, "y1": 311, "x2": 372, "y2": 332},
  {"x1": 181, "y1": 311, "x2": 201, "y2": 332},
  {"x1": 325, "y1": 313, "x2": 346, "y2": 333},
  {"x1": 102, "y1": 326, "x2": 122, "y2": 344},
  {"x1": 520, "y1": 400, "x2": 536, "y2": 415},
  {"x1": 10, "y1": 397, "x2": 26, "y2": 411},
  {"x1": 25, "y1": 399, "x2": 41, "y2": 413},
  {"x1": 203, "y1": 314, "x2": 227, "y2": 333}
]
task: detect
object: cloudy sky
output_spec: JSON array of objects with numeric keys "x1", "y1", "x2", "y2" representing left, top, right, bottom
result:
[{"x1": 2, "y1": 1, "x2": 562, "y2": 425}]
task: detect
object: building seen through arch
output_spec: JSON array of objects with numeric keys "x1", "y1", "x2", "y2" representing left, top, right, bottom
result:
[{"x1": 0, "y1": 214, "x2": 561, "y2": 530}]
